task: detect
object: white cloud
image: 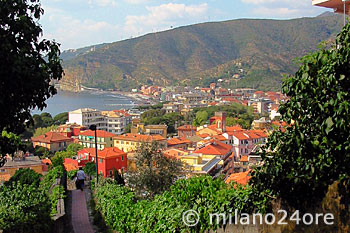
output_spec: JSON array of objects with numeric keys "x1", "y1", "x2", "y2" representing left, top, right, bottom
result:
[
  {"x1": 88, "y1": 0, "x2": 117, "y2": 7},
  {"x1": 124, "y1": 3, "x2": 208, "y2": 35},
  {"x1": 123, "y1": 0, "x2": 150, "y2": 4},
  {"x1": 42, "y1": 13, "x2": 120, "y2": 50},
  {"x1": 241, "y1": 0, "x2": 319, "y2": 18}
]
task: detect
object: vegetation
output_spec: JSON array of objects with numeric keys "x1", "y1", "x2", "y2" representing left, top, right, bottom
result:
[
  {"x1": 6, "y1": 168, "x2": 42, "y2": 187},
  {"x1": 33, "y1": 125, "x2": 59, "y2": 137},
  {"x1": 94, "y1": 175, "x2": 264, "y2": 233},
  {"x1": 0, "y1": 182, "x2": 52, "y2": 233},
  {"x1": 84, "y1": 162, "x2": 97, "y2": 176},
  {"x1": 251, "y1": 24, "x2": 350, "y2": 210},
  {"x1": 0, "y1": 0, "x2": 63, "y2": 166},
  {"x1": 141, "y1": 109, "x2": 184, "y2": 134},
  {"x1": 127, "y1": 142, "x2": 184, "y2": 199},
  {"x1": 62, "y1": 14, "x2": 343, "y2": 92}
]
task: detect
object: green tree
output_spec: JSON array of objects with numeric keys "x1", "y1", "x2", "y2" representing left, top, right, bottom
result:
[
  {"x1": 34, "y1": 146, "x2": 50, "y2": 158},
  {"x1": 192, "y1": 111, "x2": 208, "y2": 126},
  {"x1": 128, "y1": 141, "x2": 184, "y2": 199},
  {"x1": 66, "y1": 143, "x2": 83, "y2": 153},
  {"x1": 0, "y1": 0, "x2": 63, "y2": 167},
  {"x1": 251, "y1": 25, "x2": 350, "y2": 210},
  {"x1": 33, "y1": 125, "x2": 58, "y2": 137},
  {"x1": 53, "y1": 112, "x2": 68, "y2": 125},
  {"x1": 84, "y1": 162, "x2": 97, "y2": 176},
  {"x1": 6, "y1": 168, "x2": 42, "y2": 187},
  {"x1": 51, "y1": 151, "x2": 75, "y2": 167},
  {"x1": 0, "y1": 131, "x2": 24, "y2": 166},
  {"x1": 0, "y1": 182, "x2": 52, "y2": 233}
]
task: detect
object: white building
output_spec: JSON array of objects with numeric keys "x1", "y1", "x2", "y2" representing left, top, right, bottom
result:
[{"x1": 68, "y1": 108, "x2": 131, "y2": 135}]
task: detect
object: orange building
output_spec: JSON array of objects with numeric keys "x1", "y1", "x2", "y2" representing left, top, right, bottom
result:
[{"x1": 76, "y1": 147, "x2": 127, "y2": 177}]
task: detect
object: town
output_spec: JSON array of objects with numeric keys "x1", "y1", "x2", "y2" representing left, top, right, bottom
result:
[{"x1": 0, "y1": 84, "x2": 288, "y2": 185}]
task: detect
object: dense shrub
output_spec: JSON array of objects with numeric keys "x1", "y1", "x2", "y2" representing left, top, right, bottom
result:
[
  {"x1": 0, "y1": 182, "x2": 52, "y2": 233},
  {"x1": 95, "y1": 176, "x2": 261, "y2": 233},
  {"x1": 6, "y1": 168, "x2": 41, "y2": 187}
]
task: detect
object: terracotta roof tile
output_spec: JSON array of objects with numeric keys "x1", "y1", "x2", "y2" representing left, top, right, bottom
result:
[
  {"x1": 240, "y1": 155, "x2": 249, "y2": 162},
  {"x1": 78, "y1": 147, "x2": 126, "y2": 159},
  {"x1": 194, "y1": 140, "x2": 232, "y2": 156},
  {"x1": 225, "y1": 170, "x2": 251, "y2": 185},
  {"x1": 31, "y1": 132, "x2": 74, "y2": 143}
]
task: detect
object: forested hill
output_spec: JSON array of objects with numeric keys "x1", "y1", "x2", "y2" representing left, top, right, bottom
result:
[{"x1": 61, "y1": 13, "x2": 343, "y2": 91}]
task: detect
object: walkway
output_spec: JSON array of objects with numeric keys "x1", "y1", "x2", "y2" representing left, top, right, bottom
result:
[{"x1": 71, "y1": 189, "x2": 94, "y2": 233}]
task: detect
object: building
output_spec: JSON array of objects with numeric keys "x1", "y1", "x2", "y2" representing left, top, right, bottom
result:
[
  {"x1": 68, "y1": 108, "x2": 131, "y2": 134},
  {"x1": 163, "y1": 149, "x2": 222, "y2": 176},
  {"x1": 230, "y1": 130, "x2": 267, "y2": 159},
  {"x1": 101, "y1": 111, "x2": 130, "y2": 135},
  {"x1": 144, "y1": 125, "x2": 168, "y2": 138},
  {"x1": 32, "y1": 132, "x2": 74, "y2": 153},
  {"x1": 0, "y1": 156, "x2": 42, "y2": 182},
  {"x1": 57, "y1": 123, "x2": 88, "y2": 138},
  {"x1": 77, "y1": 147, "x2": 127, "y2": 177},
  {"x1": 113, "y1": 133, "x2": 167, "y2": 152},
  {"x1": 193, "y1": 140, "x2": 233, "y2": 173},
  {"x1": 167, "y1": 137, "x2": 191, "y2": 149},
  {"x1": 68, "y1": 108, "x2": 105, "y2": 129},
  {"x1": 251, "y1": 117, "x2": 271, "y2": 130},
  {"x1": 78, "y1": 130, "x2": 116, "y2": 150},
  {"x1": 177, "y1": 125, "x2": 197, "y2": 138},
  {"x1": 163, "y1": 103, "x2": 183, "y2": 114}
]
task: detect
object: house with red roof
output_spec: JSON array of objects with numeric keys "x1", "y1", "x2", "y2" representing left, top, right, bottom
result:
[
  {"x1": 76, "y1": 147, "x2": 127, "y2": 177},
  {"x1": 177, "y1": 125, "x2": 197, "y2": 138},
  {"x1": 229, "y1": 130, "x2": 267, "y2": 159},
  {"x1": 194, "y1": 140, "x2": 233, "y2": 173},
  {"x1": 78, "y1": 130, "x2": 116, "y2": 150},
  {"x1": 167, "y1": 137, "x2": 191, "y2": 149},
  {"x1": 225, "y1": 170, "x2": 251, "y2": 185},
  {"x1": 32, "y1": 132, "x2": 74, "y2": 153}
]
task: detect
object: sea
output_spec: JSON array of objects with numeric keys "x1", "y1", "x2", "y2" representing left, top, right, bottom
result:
[{"x1": 31, "y1": 90, "x2": 138, "y2": 116}]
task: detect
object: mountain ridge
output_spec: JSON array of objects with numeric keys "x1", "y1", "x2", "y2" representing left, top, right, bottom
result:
[{"x1": 60, "y1": 13, "x2": 343, "y2": 92}]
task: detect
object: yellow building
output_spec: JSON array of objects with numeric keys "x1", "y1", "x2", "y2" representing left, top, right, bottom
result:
[
  {"x1": 163, "y1": 148, "x2": 221, "y2": 176},
  {"x1": 113, "y1": 133, "x2": 167, "y2": 152},
  {"x1": 31, "y1": 132, "x2": 74, "y2": 153}
]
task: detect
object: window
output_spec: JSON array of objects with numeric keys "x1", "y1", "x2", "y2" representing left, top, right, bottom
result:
[
  {"x1": 109, "y1": 170, "x2": 113, "y2": 176},
  {"x1": 0, "y1": 169, "x2": 5, "y2": 173},
  {"x1": 121, "y1": 156, "x2": 124, "y2": 161},
  {"x1": 99, "y1": 158, "x2": 103, "y2": 163},
  {"x1": 243, "y1": 162, "x2": 247, "y2": 166}
]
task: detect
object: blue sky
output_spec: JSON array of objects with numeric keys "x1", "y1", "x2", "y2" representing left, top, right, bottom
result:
[{"x1": 40, "y1": 0, "x2": 330, "y2": 50}]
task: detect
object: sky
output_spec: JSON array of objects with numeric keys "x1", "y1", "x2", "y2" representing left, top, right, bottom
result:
[{"x1": 40, "y1": 0, "x2": 330, "y2": 50}]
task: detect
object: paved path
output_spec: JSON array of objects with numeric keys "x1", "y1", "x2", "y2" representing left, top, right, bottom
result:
[{"x1": 71, "y1": 189, "x2": 94, "y2": 233}]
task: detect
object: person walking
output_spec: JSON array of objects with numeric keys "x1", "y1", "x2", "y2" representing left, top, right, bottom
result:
[{"x1": 76, "y1": 167, "x2": 86, "y2": 191}]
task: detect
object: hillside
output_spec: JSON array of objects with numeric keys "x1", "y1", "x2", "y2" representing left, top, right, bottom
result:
[{"x1": 61, "y1": 13, "x2": 343, "y2": 92}]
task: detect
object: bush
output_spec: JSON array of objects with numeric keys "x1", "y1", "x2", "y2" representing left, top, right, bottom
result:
[
  {"x1": 6, "y1": 168, "x2": 42, "y2": 187},
  {"x1": 67, "y1": 169, "x2": 78, "y2": 180},
  {"x1": 0, "y1": 182, "x2": 52, "y2": 233},
  {"x1": 94, "y1": 176, "x2": 259, "y2": 233}
]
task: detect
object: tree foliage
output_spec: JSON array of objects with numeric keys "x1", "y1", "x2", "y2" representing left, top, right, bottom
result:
[
  {"x1": 0, "y1": 182, "x2": 52, "y2": 233},
  {"x1": 66, "y1": 143, "x2": 83, "y2": 153},
  {"x1": 128, "y1": 141, "x2": 184, "y2": 199},
  {"x1": 0, "y1": 0, "x2": 63, "y2": 166},
  {"x1": 6, "y1": 168, "x2": 42, "y2": 187},
  {"x1": 95, "y1": 176, "x2": 261, "y2": 233},
  {"x1": 251, "y1": 24, "x2": 350, "y2": 210},
  {"x1": 192, "y1": 111, "x2": 208, "y2": 126}
]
